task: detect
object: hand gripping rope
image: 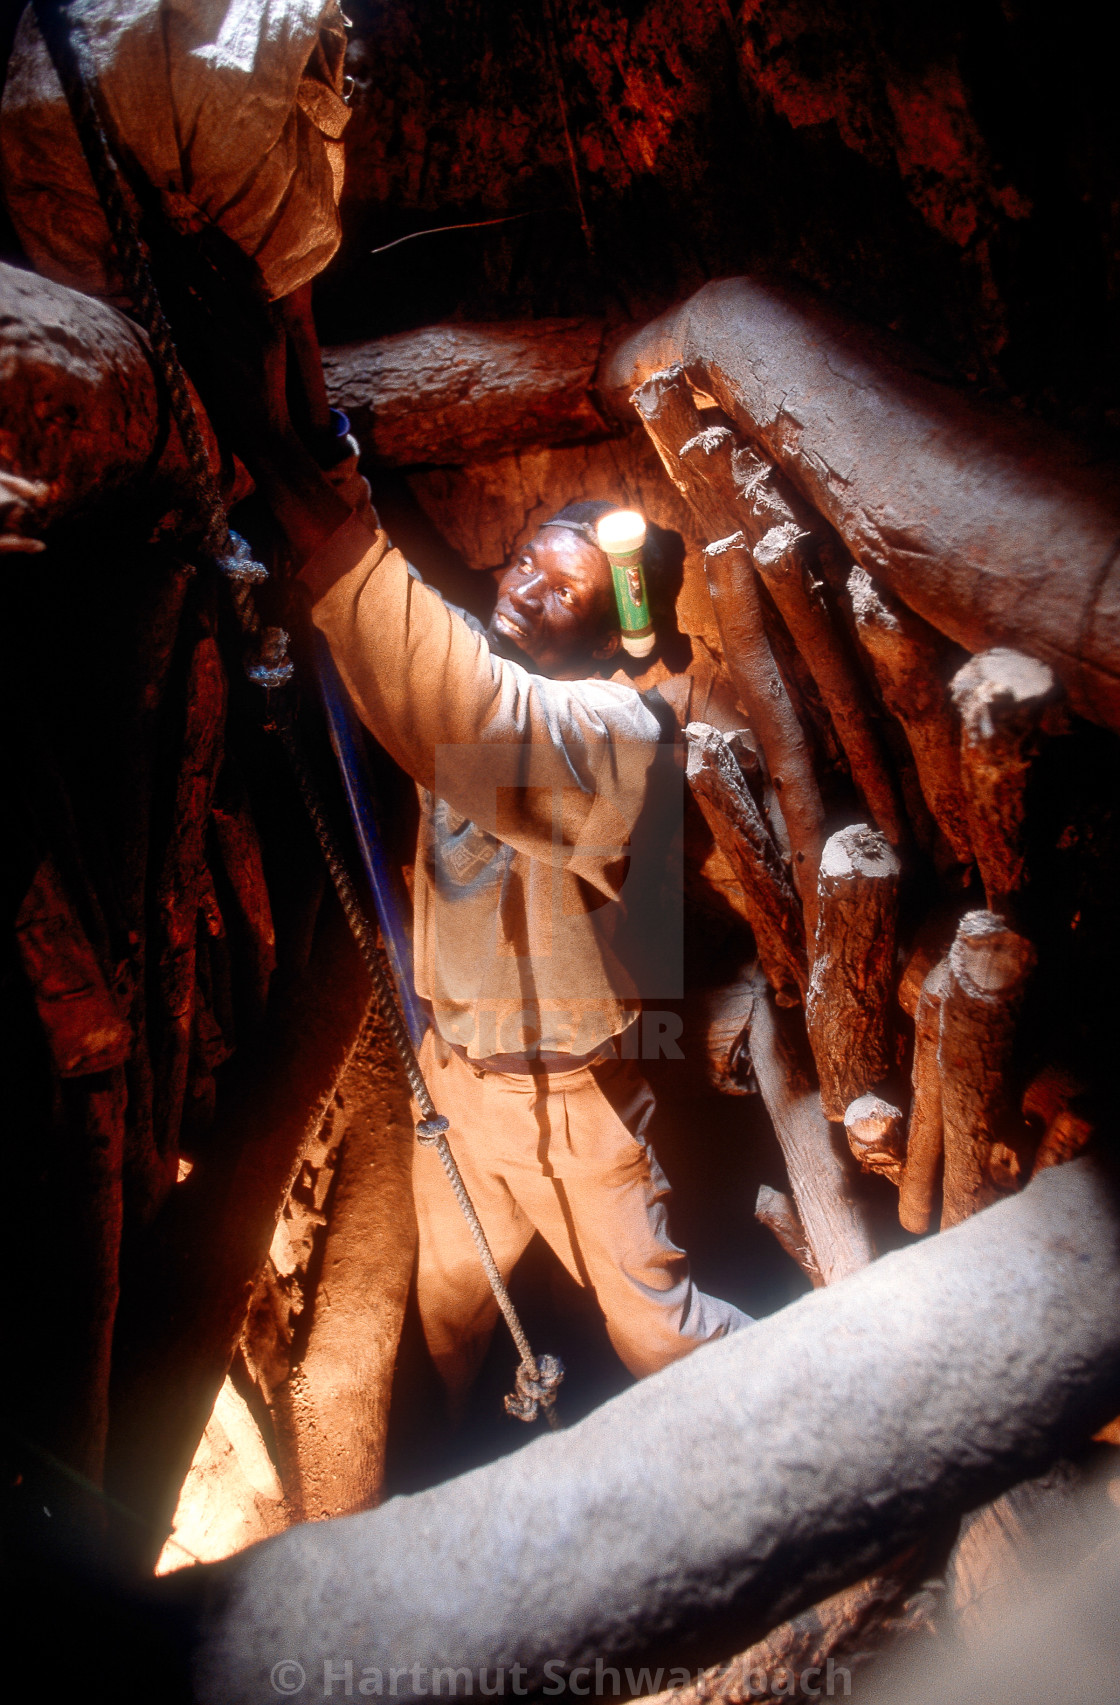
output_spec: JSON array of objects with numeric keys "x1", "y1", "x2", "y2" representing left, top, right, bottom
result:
[{"x1": 35, "y1": 0, "x2": 563, "y2": 1429}]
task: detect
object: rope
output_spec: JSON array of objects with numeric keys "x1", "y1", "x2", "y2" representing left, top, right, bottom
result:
[{"x1": 34, "y1": 0, "x2": 562, "y2": 1430}]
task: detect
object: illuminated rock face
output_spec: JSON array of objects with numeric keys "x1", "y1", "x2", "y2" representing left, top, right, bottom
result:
[{"x1": 331, "y1": 1, "x2": 1117, "y2": 438}]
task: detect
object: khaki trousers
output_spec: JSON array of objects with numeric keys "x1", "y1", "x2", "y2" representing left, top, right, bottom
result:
[{"x1": 412, "y1": 1030, "x2": 750, "y2": 1406}]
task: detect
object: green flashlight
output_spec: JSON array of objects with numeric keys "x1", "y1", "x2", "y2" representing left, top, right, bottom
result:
[{"x1": 597, "y1": 510, "x2": 654, "y2": 658}]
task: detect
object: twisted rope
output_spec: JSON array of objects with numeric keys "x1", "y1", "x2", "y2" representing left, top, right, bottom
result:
[{"x1": 34, "y1": 0, "x2": 561, "y2": 1428}]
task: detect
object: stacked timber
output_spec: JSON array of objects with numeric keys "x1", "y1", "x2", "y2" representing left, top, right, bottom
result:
[{"x1": 625, "y1": 345, "x2": 1104, "y2": 1279}]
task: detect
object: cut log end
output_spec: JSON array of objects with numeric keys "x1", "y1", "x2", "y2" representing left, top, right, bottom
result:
[
  {"x1": 948, "y1": 909, "x2": 1037, "y2": 1000},
  {"x1": 844, "y1": 1094, "x2": 905, "y2": 1185}
]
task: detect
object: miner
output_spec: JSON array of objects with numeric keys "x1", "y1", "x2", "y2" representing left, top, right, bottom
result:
[{"x1": 300, "y1": 495, "x2": 750, "y2": 1410}]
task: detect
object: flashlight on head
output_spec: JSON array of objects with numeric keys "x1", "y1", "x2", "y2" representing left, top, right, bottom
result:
[{"x1": 596, "y1": 510, "x2": 654, "y2": 659}]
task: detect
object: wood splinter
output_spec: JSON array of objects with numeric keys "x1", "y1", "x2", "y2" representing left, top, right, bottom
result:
[
  {"x1": 898, "y1": 958, "x2": 950, "y2": 1234},
  {"x1": 805, "y1": 825, "x2": 901, "y2": 1120},
  {"x1": 844, "y1": 1094, "x2": 906, "y2": 1185},
  {"x1": 939, "y1": 910, "x2": 1036, "y2": 1228},
  {"x1": 685, "y1": 723, "x2": 807, "y2": 1006},
  {"x1": 950, "y1": 648, "x2": 1061, "y2": 914},
  {"x1": 754, "y1": 1184, "x2": 823, "y2": 1287}
]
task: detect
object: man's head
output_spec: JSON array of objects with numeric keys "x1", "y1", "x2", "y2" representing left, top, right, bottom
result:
[{"x1": 486, "y1": 501, "x2": 681, "y2": 678}]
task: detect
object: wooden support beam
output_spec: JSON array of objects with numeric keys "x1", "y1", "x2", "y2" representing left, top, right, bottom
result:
[
  {"x1": 183, "y1": 1156, "x2": 1120, "y2": 1703},
  {"x1": 950, "y1": 649, "x2": 1061, "y2": 914},
  {"x1": 899, "y1": 958, "x2": 950, "y2": 1234},
  {"x1": 806, "y1": 826, "x2": 902, "y2": 1121},
  {"x1": 745, "y1": 973, "x2": 877, "y2": 1284},
  {"x1": 685, "y1": 723, "x2": 807, "y2": 1006},
  {"x1": 745, "y1": 488, "x2": 907, "y2": 848},
  {"x1": 705, "y1": 535, "x2": 825, "y2": 935},
  {"x1": 632, "y1": 366, "x2": 827, "y2": 932},
  {"x1": 848, "y1": 564, "x2": 973, "y2": 867},
  {"x1": 602, "y1": 278, "x2": 1120, "y2": 734},
  {"x1": 939, "y1": 911, "x2": 1036, "y2": 1228},
  {"x1": 322, "y1": 319, "x2": 609, "y2": 466}
]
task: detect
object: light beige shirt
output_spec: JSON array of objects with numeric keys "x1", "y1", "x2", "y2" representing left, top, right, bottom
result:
[{"x1": 303, "y1": 516, "x2": 680, "y2": 1059}]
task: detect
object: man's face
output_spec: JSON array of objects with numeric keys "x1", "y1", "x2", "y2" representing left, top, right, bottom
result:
[{"x1": 486, "y1": 527, "x2": 619, "y2": 677}]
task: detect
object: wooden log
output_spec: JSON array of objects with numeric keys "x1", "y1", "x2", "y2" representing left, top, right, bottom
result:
[
  {"x1": 601, "y1": 278, "x2": 1120, "y2": 734},
  {"x1": 899, "y1": 958, "x2": 950, "y2": 1234},
  {"x1": 1023, "y1": 1066, "x2": 1095, "y2": 1178},
  {"x1": 705, "y1": 534, "x2": 825, "y2": 934},
  {"x1": 745, "y1": 493, "x2": 907, "y2": 848},
  {"x1": 805, "y1": 826, "x2": 902, "y2": 1120},
  {"x1": 844, "y1": 1094, "x2": 906, "y2": 1186},
  {"x1": 685, "y1": 723, "x2": 807, "y2": 1005},
  {"x1": 939, "y1": 911, "x2": 1037, "y2": 1228},
  {"x1": 632, "y1": 366, "x2": 825, "y2": 933},
  {"x1": 755, "y1": 1184, "x2": 823, "y2": 1287},
  {"x1": 322, "y1": 318, "x2": 609, "y2": 466},
  {"x1": 950, "y1": 649, "x2": 1061, "y2": 914},
  {"x1": 744, "y1": 974, "x2": 876, "y2": 1284},
  {"x1": 185, "y1": 1158, "x2": 1120, "y2": 1700},
  {"x1": 848, "y1": 563, "x2": 973, "y2": 866},
  {"x1": 0, "y1": 261, "x2": 224, "y2": 541}
]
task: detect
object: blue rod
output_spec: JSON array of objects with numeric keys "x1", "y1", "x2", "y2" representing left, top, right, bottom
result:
[{"x1": 315, "y1": 634, "x2": 428, "y2": 1049}]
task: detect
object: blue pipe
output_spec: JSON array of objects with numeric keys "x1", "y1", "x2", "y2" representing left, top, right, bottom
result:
[{"x1": 315, "y1": 633, "x2": 428, "y2": 1050}]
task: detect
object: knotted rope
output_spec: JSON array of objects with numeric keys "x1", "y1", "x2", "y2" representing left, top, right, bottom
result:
[{"x1": 34, "y1": 0, "x2": 562, "y2": 1430}]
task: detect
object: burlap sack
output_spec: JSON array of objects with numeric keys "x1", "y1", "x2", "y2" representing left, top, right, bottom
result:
[{"x1": 0, "y1": 0, "x2": 351, "y2": 302}]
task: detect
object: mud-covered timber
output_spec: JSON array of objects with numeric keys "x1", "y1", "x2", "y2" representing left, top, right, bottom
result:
[
  {"x1": 600, "y1": 278, "x2": 1120, "y2": 734},
  {"x1": 179, "y1": 1156, "x2": 1120, "y2": 1704},
  {"x1": 321, "y1": 319, "x2": 610, "y2": 465},
  {"x1": 0, "y1": 262, "x2": 223, "y2": 541}
]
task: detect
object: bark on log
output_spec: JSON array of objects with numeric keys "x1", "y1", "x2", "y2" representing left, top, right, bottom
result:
[
  {"x1": 183, "y1": 1156, "x2": 1120, "y2": 1705},
  {"x1": 848, "y1": 563, "x2": 972, "y2": 866},
  {"x1": 950, "y1": 649, "x2": 1060, "y2": 914},
  {"x1": 899, "y1": 959, "x2": 950, "y2": 1234},
  {"x1": 631, "y1": 366, "x2": 825, "y2": 933},
  {"x1": 744, "y1": 976, "x2": 876, "y2": 1284},
  {"x1": 705, "y1": 535, "x2": 824, "y2": 934},
  {"x1": 0, "y1": 261, "x2": 223, "y2": 541},
  {"x1": 684, "y1": 723, "x2": 806, "y2": 1006},
  {"x1": 754, "y1": 1184, "x2": 822, "y2": 1287},
  {"x1": 844, "y1": 1094, "x2": 906, "y2": 1186},
  {"x1": 600, "y1": 278, "x2": 1120, "y2": 734},
  {"x1": 805, "y1": 826, "x2": 901, "y2": 1120},
  {"x1": 747, "y1": 499, "x2": 906, "y2": 847},
  {"x1": 939, "y1": 911, "x2": 1037, "y2": 1228},
  {"x1": 322, "y1": 319, "x2": 609, "y2": 466}
]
